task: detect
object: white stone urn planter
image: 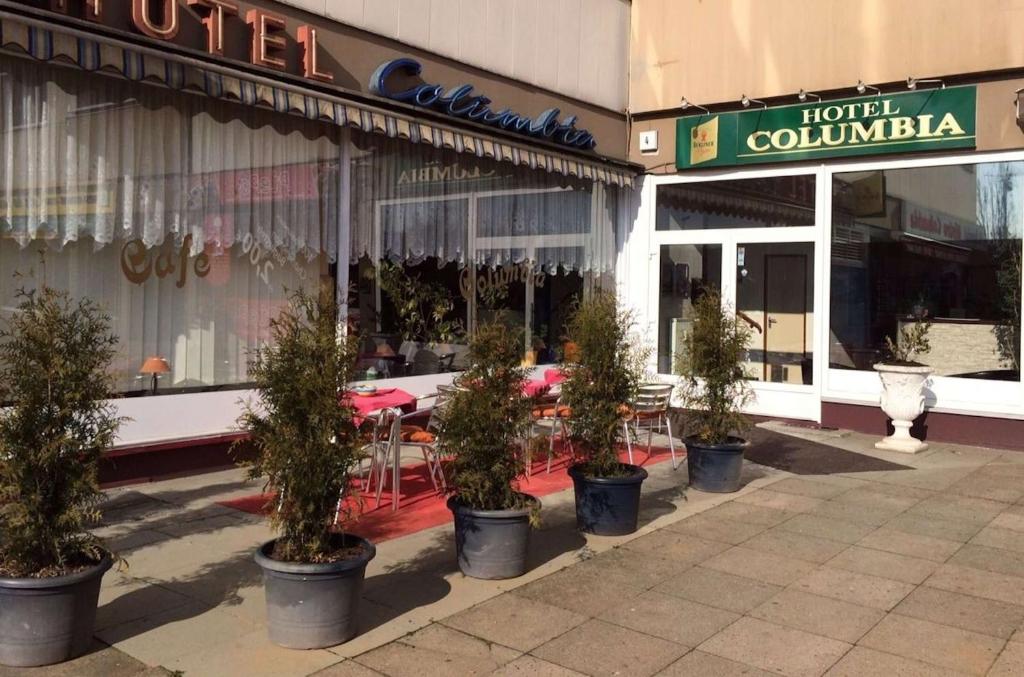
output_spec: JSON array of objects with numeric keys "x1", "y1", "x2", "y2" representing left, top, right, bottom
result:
[{"x1": 873, "y1": 363, "x2": 932, "y2": 453}]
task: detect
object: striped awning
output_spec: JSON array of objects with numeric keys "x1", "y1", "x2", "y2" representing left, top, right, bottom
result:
[{"x1": 0, "y1": 13, "x2": 635, "y2": 188}]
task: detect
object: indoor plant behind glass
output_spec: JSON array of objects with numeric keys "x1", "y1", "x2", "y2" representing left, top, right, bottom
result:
[
  {"x1": 677, "y1": 292, "x2": 753, "y2": 493},
  {"x1": 0, "y1": 288, "x2": 123, "y2": 667},
  {"x1": 240, "y1": 288, "x2": 375, "y2": 649},
  {"x1": 439, "y1": 322, "x2": 539, "y2": 579},
  {"x1": 874, "y1": 316, "x2": 932, "y2": 453},
  {"x1": 561, "y1": 291, "x2": 650, "y2": 536}
]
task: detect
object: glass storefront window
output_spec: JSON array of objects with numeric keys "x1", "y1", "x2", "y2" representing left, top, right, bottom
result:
[
  {"x1": 0, "y1": 56, "x2": 333, "y2": 393},
  {"x1": 347, "y1": 130, "x2": 620, "y2": 377},
  {"x1": 349, "y1": 255, "x2": 587, "y2": 378},
  {"x1": 830, "y1": 162, "x2": 1023, "y2": 380},
  {"x1": 657, "y1": 244, "x2": 722, "y2": 373},
  {"x1": 737, "y1": 242, "x2": 815, "y2": 384},
  {"x1": 656, "y1": 176, "x2": 815, "y2": 230}
]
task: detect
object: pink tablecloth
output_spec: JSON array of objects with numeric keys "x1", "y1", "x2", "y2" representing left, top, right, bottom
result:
[
  {"x1": 344, "y1": 388, "x2": 417, "y2": 424},
  {"x1": 544, "y1": 368, "x2": 568, "y2": 385},
  {"x1": 524, "y1": 380, "x2": 552, "y2": 398}
]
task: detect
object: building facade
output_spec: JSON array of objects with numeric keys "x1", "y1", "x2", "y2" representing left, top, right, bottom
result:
[
  {"x1": 625, "y1": 0, "x2": 1024, "y2": 447},
  {"x1": 0, "y1": 0, "x2": 634, "y2": 460}
]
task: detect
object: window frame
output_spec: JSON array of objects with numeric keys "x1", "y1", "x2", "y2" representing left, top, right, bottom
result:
[{"x1": 640, "y1": 149, "x2": 1024, "y2": 422}]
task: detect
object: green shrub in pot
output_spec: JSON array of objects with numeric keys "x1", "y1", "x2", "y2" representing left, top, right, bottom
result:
[
  {"x1": 561, "y1": 291, "x2": 650, "y2": 535},
  {"x1": 240, "y1": 287, "x2": 376, "y2": 649},
  {"x1": 676, "y1": 291, "x2": 752, "y2": 492},
  {"x1": 0, "y1": 287, "x2": 123, "y2": 667},
  {"x1": 438, "y1": 322, "x2": 539, "y2": 579}
]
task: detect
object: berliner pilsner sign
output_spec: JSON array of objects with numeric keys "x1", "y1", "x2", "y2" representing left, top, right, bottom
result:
[{"x1": 676, "y1": 86, "x2": 976, "y2": 168}]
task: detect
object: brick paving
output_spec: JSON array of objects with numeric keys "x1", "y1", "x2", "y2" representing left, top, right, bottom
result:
[{"x1": 8, "y1": 424, "x2": 1024, "y2": 676}]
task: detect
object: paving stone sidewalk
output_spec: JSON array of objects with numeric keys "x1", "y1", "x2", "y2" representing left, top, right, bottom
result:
[{"x1": 7, "y1": 425, "x2": 1024, "y2": 676}]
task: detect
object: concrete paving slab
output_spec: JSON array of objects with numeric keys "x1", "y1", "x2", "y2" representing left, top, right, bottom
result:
[
  {"x1": 893, "y1": 586, "x2": 1024, "y2": 640},
  {"x1": 859, "y1": 613, "x2": 1004, "y2": 675},
  {"x1": 824, "y1": 646, "x2": 969, "y2": 676},
  {"x1": 531, "y1": 618, "x2": 688, "y2": 677},
  {"x1": 970, "y1": 525, "x2": 1024, "y2": 554},
  {"x1": 697, "y1": 616, "x2": 851, "y2": 677},
  {"x1": 702, "y1": 545, "x2": 816, "y2": 587},
  {"x1": 657, "y1": 650, "x2": 776, "y2": 676},
  {"x1": 856, "y1": 526, "x2": 963, "y2": 562},
  {"x1": 741, "y1": 528, "x2": 849, "y2": 564},
  {"x1": 699, "y1": 501, "x2": 796, "y2": 527},
  {"x1": 925, "y1": 563, "x2": 1024, "y2": 606},
  {"x1": 0, "y1": 642, "x2": 151, "y2": 677},
  {"x1": 620, "y1": 530, "x2": 730, "y2": 566},
  {"x1": 948, "y1": 543, "x2": 1024, "y2": 579},
  {"x1": 826, "y1": 545, "x2": 940, "y2": 584},
  {"x1": 357, "y1": 624, "x2": 520, "y2": 677},
  {"x1": 749, "y1": 589, "x2": 884, "y2": 643},
  {"x1": 163, "y1": 628, "x2": 343, "y2": 677},
  {"x1": 733, "y1": 489, "x2": 824, "y2": 513},
  {"x1": 489, "y1": 655, "x2": 587, "y2": 676},
  {"x1": 988, "y1": 640, "x2": 1024, "y2": 677},
  {"x1": 764, "y1": 476, "x2": 859, "y2": 499},
  {"x1": 653, "y1": 566, "x2": 782, "y2": 614},
  {"x1": 774, "y1": 513, "x2": 875, "y2": 544},
  {"x1": 883, "y1": 512, "x2": 986, "y2": 543},
  {"x1": 599, "y1": 590, "x2": 740, "y2": 647},
  {"x1": 662, "y1": 512, "x2": 769, "y2": 544},
  {"x1": 790, "y1": 566, "x2": 915, "y2": 610},
  {"x1": 441, "y1": 593, "x2": 587, "y2": 652}
]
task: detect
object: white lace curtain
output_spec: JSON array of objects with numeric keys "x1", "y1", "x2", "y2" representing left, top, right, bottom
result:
[
  {"x1": 0, "y1": 55, "x2": 339, "y2": 263},
  {"x1": 349, "y1": 132, "x2": 621, "y2": 274}
]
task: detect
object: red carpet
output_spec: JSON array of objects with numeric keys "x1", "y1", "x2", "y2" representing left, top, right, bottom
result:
[{"x1": 218, "y1": 442, "x2": 682, "y2": 544}]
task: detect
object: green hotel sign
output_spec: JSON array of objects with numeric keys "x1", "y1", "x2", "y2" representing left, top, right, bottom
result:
[{"x1": 676, "y1": 86, "x2": 976, "y2": 169}]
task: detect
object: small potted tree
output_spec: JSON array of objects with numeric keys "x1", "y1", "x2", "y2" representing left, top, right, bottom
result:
[
  {"x1": 0, "y1": 288, "x2": 122, "y2": 667},
  {"x1": 874, "y1": 316, "x2": 932, "y2": 453},
  {"x1": 562, "y1": 292, "x2": 649, "y2": 536},
  {"x1": 440, "y1": 322, "x2": 539, "y2": 579},
  {"x1": 242, "y1": 288, "x2": 375, "y2": 649},
  {"x1": 677, "y1": 292, "x2": 753, "y2": 493}
]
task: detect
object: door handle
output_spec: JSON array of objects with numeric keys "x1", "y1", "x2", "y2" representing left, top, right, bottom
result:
[{"x1": 768, "y1": 317, "x2": 777, "y2": 327}]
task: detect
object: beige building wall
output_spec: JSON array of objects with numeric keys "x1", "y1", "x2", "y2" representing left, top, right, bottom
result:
[
  {"x1": 278, "y1": 0, "x2": 631, "y2": 112},
  {"x1": 631, "y1": 0, "x2": 1024, "y2": 113}
]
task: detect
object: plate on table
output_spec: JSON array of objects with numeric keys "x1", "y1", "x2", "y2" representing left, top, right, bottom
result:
[{"x1": 352, "y1": 385, "x2": 378, "y2": 397}]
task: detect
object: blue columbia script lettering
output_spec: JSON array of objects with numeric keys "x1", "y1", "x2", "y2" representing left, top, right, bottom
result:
[{"x1": 370, "y1": 58, "x2": 597, "y2": 151}]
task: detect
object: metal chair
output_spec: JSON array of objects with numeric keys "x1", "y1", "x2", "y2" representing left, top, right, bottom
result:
[
  {"x1": 372, "y1": 386, "x2": 455, "y2": 511},
  {"x1": 530, "y1": 387, "x2": 574, "y2": 473},
  {"x1": 623, "y1": 384, "x2": 677, "y2": 468}
]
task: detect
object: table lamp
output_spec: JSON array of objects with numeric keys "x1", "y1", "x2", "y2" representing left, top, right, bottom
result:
[{"x1": 139, "y1": 356, "x2": 171, "y2": 395}]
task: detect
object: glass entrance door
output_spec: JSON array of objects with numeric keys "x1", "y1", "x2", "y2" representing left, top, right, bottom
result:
[{"x1": 650, "y1": 168, "x2": 824, "y2": 421}]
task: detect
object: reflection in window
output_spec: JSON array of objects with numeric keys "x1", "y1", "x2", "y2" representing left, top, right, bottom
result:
[
  {"x1": 348, "y1": 256, "x2": 586, "y2": 378},
  {"x1": 656, "y1": 175, "x2": 816, "y2": 230},
  {"x1": 657, "y1": 244, "x2": 722, "y2": 373},
  {"x1": 0, "y1": 56, "x2": 331, "y2": 392},
  {"x1": 737, "y1": 242, "x2": 815, "y2": 384},
  {"x1": 830, "y1": 163, "x2": 1023, "y2": 380}
]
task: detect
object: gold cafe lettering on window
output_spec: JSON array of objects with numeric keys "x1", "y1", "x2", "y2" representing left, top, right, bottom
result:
[{"x1": 120, "y1": 234, "x2": 210, "y2": 288}]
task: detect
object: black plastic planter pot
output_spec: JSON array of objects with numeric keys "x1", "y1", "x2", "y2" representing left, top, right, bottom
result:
[
  {"x1": 685, "y1": 437, "x2": 748, "y2": 493},
  {"x1": 254, "y1": 535, "x2": 376, "y2": 649},
  {"x1": 568, "y1": 464, "x2": 648, "y2": 536},
  {"x1": 0, "y1": 554, "x2": 112, "y2": 667},
  {"x1": 448, "y1": 496, "x2": 538, "y2": 580}
]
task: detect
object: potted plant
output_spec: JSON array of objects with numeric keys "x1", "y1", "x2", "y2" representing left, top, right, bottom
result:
[
  {"x1": 439, "y1": 322, "x2": 539, "y2": 579},
  {"x1": 561, "y1": 292, "x2": 649, "y2": 536},
  {"x1": 874, "y1": 316, "x2": 932, "y2": 453},
  {"x1": 240, "y1": 288, "x2": 375, "y2": 649},
  {"x1": 677, "y1": 292, "x2": 753, "y2": 493},
  {"x1": 0, "y1": 288, "x2": 123, "y2": 667}
]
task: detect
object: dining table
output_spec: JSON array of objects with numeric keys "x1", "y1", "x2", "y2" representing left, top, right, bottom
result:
[{"x1": 344, "y1": 387, "x2": 418, "y2": 425}]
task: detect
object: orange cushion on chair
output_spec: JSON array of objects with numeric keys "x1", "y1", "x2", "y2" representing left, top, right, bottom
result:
[
  {"x1": 407, "y1": 430, "x2": 436, "y2": 444},
  {"x1": 531, "y1": 407, "x2": 546, "y2": 418},
  {"x1": 634, "y1": 410, "x2": 663, "y2": 420},
  {"x1": 542, "y1": 405, "x2": 572, "y2": 418},
  {"x1": 396, "y1": 424, "x2": 425, "y2": 441}
]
